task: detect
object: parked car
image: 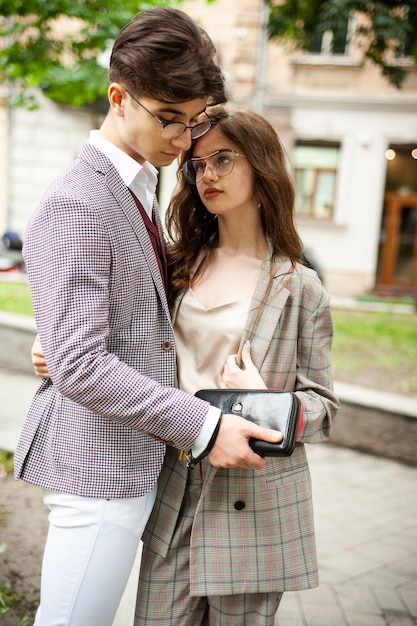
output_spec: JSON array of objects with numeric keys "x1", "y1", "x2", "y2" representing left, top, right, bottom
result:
[
  {"x1": 0, "y1": 231, "x2": 25, "y2": 273},
  {"x1": 301, "y1": 247, "x2": 325, "y2": 284}
]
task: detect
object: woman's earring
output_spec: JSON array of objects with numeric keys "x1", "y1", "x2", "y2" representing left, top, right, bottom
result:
[{"x1": 257, "y1": 202, "x2": 262, "y2": 209}]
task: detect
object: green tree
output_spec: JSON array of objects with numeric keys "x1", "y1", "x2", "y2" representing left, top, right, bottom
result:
[
  {"x1": 265, "y1": 0, "x2": 417, "y2": 88},
  {"x1": 0, "y1": 0, "x2": 182, "y2": 109}
]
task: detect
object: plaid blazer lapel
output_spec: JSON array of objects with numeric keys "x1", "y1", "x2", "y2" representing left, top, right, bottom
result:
[
  {"x1": 191, "y1": 253, "x2": 297, "y2": 497},
  {"x1": 236, "y1": 249, "x2": 294, "y2": 371}
]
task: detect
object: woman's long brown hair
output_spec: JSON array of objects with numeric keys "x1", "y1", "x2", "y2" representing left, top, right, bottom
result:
[{"x1": 165, "y1": 105, "x2": 303, "y2": 305}]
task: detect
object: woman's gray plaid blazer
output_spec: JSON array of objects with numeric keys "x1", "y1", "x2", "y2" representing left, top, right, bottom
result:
[
  {"x1": 141, "y1": 257, "x2": 340, "y2": 595},
  {"x1": 14, "y1": 142, "x2": 211, "y2": 499}
]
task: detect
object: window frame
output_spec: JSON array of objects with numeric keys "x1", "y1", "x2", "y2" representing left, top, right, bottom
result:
[{"x1": 293, "y1": 141, "x2": 340, "y2": 221}]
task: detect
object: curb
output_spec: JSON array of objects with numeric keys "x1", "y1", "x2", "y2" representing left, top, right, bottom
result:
[
  {"x1": 1, "y1": 313, "x2": 416, "y2": 466},
  {"x1": 0, "y1": 311, "x2": 37, "y2": 374}
]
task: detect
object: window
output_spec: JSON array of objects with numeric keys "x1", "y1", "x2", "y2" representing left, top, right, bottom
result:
[
  {"x1": 309, "y1": 16, "x2": 352, "y2": 56},
  {"x1": 394, "y1": 4, "x2": 414, "y2": 59},
  {"x1": 294, "y1": 143, "x2": 340, "y2": 220}
]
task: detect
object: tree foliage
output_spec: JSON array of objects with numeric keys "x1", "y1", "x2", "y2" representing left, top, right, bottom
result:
[
  {"x1": 1, "y1": 0, "x2": 415, "y2": 110},
  {"x1": 265, "y1": 0, "x2": 417, "y2": 88},
  {"x1": 0, "y1": 0, "x2": 182, "y2": 109}
]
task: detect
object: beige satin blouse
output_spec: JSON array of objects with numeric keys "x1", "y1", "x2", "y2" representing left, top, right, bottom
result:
[{"x1": 174, "y1": 288, "x2": 251, "y2": 395}]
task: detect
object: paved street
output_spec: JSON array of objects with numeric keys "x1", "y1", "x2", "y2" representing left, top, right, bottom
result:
[
  {"x1": 276, "y1": 444, "x2": 417, "y2": 626},
  {"x1": 1, "y1": 368, "x2": 416, "y2": 625}
]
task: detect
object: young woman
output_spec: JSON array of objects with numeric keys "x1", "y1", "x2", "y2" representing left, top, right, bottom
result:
[{"x1": 135, "y1": 105, "x2": 339, "y2": 626}]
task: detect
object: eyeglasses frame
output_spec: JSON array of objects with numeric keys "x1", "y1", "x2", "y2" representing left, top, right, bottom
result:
[
  {"x1": 183, "y1": 148, "x2": 247, "y2": 185},
  {"x1": 125, "y1": 89, "x2": 213, "y2": 140}
]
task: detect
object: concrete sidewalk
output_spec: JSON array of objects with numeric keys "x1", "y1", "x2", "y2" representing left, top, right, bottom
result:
[{"x1": 1, "y1": 368, "x2": 416, "y2": 625}]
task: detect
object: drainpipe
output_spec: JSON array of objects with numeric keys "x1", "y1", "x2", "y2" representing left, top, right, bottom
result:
[
  {"x1": 252, "y1": 2, "x2": 269, "y2": 113},
  {"x1": 5, "y1": 18, "x2": 13, "y2": 233}
]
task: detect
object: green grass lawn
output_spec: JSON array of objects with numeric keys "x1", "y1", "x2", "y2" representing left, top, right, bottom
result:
[
  {"x1": 332, "y1": 308, "x2": 417, "y2": 367},
  {"x1": 331, "y1": 308, "x2": 417, "y2": 394},
  {"x1": 0, "y1": 280, "x2": 416, "y2": 393},
  {"x1": 0, "y1": 280, "x2": 33, "y2": 317}
]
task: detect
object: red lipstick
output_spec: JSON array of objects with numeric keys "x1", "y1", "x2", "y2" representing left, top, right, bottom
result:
[{"x1": 204, "y1": 188, "x2": 222, "y2": 200}]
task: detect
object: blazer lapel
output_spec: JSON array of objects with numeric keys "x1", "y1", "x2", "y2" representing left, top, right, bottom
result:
[
  {"x1": 80, "y1": 143, "x2": 171, "y2": 320},
  {"x1": 113, "y1": 181, "x2": 171, "y2": 319},
  {"x1": 236, "y1": 247, "x2": 294, "y2": 370},
  {"x1": 198, "y1": 250, "x2": 296, "y2": 495}
]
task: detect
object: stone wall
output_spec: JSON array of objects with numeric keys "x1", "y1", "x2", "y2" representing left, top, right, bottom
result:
[
  {"x1": 331, "y1": 401, "x2": 417, "y2": 467},
  {"x1": 0, "y1": 312, "x2": 37, "y2": 374},
  {"x1": 1, "y1": 310, "x2": 416, "y2": 467}
]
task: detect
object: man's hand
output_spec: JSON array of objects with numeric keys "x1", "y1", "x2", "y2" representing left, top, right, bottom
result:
[
  {"x1": 207, "y1": 413, "x2": 283, "y2": 469},
  {"x1": 31, "y1": 334, "x2": 50, "y2": 379},
  {"x1": 222, "y1": 340, "x2": 267, "y2": 390}
]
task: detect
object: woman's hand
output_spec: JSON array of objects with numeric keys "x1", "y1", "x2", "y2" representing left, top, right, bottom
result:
[
  {"x1": 31, "y1": 334, "x2": 50, "y2": 379},
  {"x1": 222, "y1": 341, "x2": 267, "y2": 389}
]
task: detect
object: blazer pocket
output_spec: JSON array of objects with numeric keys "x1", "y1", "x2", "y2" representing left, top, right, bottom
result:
[
  {"x1": 50, "y1": 395, "x2": 134, "y2": 470},
  {"x1": 263, "y1": 446, "x2": 310, "y2": 486}
]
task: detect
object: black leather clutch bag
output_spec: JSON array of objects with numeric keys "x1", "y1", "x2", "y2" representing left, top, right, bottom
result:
[{"x1": 195, "y1": 389, "x2": 302, "y2": 457}]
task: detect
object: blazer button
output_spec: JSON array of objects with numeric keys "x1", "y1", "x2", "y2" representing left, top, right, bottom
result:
[
  {"x1": 234, "y1": 500, "x2": 245, "y2": 511},
  {"x1": 162, "y1": 340, "x2": 173, "y2": 351}
]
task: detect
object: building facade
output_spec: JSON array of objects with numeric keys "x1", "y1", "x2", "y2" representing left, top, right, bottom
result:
[
  {"x1": 182, "y1": 0, "x2": 417, "y2": 298},
  {"x1": 1, "y1": 0, "x2": 416, "y2": 298}
]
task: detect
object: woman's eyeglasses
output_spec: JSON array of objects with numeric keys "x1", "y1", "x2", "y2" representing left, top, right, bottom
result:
[
  {"x1": 183, "y1": 149, "x2": 246, "y2": 185},
  {"x1": 126, "y1": 90, "x2": 214, "y2": 140}
]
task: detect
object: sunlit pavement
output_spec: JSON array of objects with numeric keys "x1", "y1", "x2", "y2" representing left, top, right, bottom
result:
[{"x1": 1, "y1": 368, "x2": 416, "y2": 626}]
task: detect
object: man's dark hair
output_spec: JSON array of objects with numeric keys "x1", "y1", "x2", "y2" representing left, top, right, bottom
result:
[{"x1": 109, "y1": 6, "x2": 226, "y2": 105}]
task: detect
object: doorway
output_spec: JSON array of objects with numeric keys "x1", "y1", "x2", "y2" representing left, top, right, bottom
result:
[
  {"x1": 375, "y1": 144, "x2": 417, "y2": 296},
  {"x1": 376, "y1": 192, "x2": 417, "y2": 293}
]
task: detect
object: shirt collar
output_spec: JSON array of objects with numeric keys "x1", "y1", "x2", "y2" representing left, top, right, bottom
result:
[{"x1": 88, "y1": 131, "x2": 158, "y2": 216}]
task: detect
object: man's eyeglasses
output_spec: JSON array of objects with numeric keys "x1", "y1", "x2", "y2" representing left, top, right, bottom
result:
[
  {"x1": 125, "y1": 90, "x2": 213, "y2": 140},
  {"x1": 183, "y1": 149, "x2": 246, "y2": 185}
]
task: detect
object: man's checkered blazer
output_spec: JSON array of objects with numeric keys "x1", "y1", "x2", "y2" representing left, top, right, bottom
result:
[{"x1": 14, "y1": 142, "x2": 210, "y2": 499}]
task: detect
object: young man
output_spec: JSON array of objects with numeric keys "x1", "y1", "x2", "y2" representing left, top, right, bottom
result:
[{"x1": 15, "y1": 7, "x2": 281, "y2": 625}]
